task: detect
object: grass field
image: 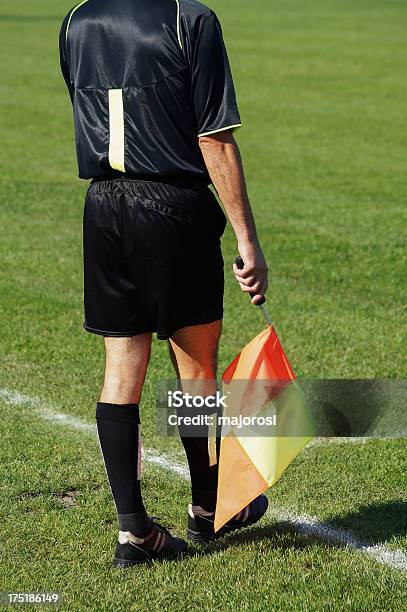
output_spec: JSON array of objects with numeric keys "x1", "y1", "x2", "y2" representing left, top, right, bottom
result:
[{"x1": 0, "y1": 0, "x2": 406, "y2": 610}]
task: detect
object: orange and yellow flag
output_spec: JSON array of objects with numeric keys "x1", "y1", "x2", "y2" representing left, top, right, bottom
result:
[{"x1": 214, "y1": 325, "x2": 315, "y2": 532}]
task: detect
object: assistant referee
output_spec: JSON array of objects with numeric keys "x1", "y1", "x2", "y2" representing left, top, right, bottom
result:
[{"x1": 59, "y1": 0, "x2": 269, "y2": 567}]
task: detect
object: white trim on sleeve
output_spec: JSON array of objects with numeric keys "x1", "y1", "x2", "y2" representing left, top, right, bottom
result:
[{"x1": 197, "y1": 123, "x2": 242, "y2": 138}]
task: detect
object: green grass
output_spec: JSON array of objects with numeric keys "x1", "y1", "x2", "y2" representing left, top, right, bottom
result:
[
  {"x1": 0, "y1": 0, "x2": 406, "y2": 610},
  {"x1": 1, "y1": 404, "x2": 406, "y2": 611}
]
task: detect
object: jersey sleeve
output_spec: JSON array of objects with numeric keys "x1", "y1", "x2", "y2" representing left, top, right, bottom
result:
[
  {"x1": 189, "y1": 12, "x2": 241, "y2": 137},
  {"x1": 59, "y1": 12, "x2": 74, "y2": 103}
]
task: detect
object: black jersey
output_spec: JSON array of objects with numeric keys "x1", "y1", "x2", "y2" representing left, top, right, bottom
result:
[{"x1": 59, "y1": 0, "x2": 241, "y2": 181}]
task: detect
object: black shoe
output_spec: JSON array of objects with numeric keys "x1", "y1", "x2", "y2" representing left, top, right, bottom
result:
[
  {"x1": 113, "y1": 519, "x2": 187, "y2": 567},
  {"x1": 187, "y1": 494, "x2": 269, "y2": 543}
]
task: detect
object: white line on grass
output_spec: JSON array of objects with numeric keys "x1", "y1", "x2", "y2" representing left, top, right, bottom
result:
[
  {"x1": 0, "y1": 388, "x2": 95, "y2": 432},
  {"x1": 308, "y1": 436, "x2": 372, "y2": 447},
  {"x1": 142, "y1": 448, "x2": 189, "y2": 479},
  {"x1": 1, "y1": 387, "x2": 406, "y2": 573},
  {"x1": 270, "y1": 508, "x2": 407, "y2": 573}
]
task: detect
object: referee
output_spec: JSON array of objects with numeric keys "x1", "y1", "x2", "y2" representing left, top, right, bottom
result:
[{"x1": 59, "y1": 0, "x2": 268, "y2": 567}]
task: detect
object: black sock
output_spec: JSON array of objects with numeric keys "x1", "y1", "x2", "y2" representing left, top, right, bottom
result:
[
  {"x1": 180, "y1": 436, "x2": 220, "y2": 512},
  {"x1": 96, "y1": 402, "x2": 150, "y2": 536},
  {"x1": 177, "y1": 397, "x2": 221, "y2": 512}
]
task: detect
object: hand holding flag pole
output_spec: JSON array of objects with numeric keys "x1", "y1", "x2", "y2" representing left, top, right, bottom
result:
[{"x1": 235, "y1": 256, "x2": 273, "y2": 327}]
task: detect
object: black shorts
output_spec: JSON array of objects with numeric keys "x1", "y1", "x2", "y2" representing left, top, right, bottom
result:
[{"x1": 83, "y1": 176, "x2": 227, "y2": 340}]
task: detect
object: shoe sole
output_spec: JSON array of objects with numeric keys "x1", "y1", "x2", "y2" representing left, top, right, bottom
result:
[
  {"x1": 112, "y1": 548, "x2": 187, "y2": 568},
  {"x1": 187, "y1": 497, "x2": 269, "y2": 543},
  {"x1": 187, "y1": 528, "x2": 222, "y2": 543}
]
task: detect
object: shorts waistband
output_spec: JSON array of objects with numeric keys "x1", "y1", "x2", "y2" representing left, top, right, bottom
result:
[
  {"x1": 88, "y1": 173, "x2": 211, "y2": 202},
  {"x1": 90, "y1": 173, "x2": 209, "y2": 189}
]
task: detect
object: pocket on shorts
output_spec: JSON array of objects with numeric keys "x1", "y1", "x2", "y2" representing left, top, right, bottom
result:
[{"x1": 139, "y1": 197, "x2": 194, "y2": 224}]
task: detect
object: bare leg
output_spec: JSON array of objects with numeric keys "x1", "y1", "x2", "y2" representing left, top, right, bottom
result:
[
  {"x1": 168, "y1": 320, "x2": 222, "y2": 511},
  {"x1": 100, "y1": 334, "x2": 152, "y2": 404},
  {"x1": 168, "y1": 320, "x2": 221, "y2": 393},
  {"x1": 96, "y1": 334, "x2": 152, "y2": 536}
]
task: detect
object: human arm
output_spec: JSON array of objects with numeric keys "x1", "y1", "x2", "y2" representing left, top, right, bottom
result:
[{"x1": 199, "y1": 131, "x2": 268, "y2": 304}]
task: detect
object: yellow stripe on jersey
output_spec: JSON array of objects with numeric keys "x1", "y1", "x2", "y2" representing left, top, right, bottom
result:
[
  {"x1": 175, "y1": 0, "x2": 183, "y2": 50},
  {"x1": 66, "y1": 0, "x2": 90, "y2": 43},
  {"x1": 108, "y1": 89, "x2": 126, "y2": 173}
]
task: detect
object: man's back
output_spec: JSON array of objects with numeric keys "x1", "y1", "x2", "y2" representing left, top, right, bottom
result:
[{"x1": 60, "y1": 0, "x2": 241, "y2": 180}]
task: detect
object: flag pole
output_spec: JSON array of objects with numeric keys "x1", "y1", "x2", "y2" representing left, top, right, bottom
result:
[{"x1": 259, "y1": 303, "x2": 273, "y2": 327}]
